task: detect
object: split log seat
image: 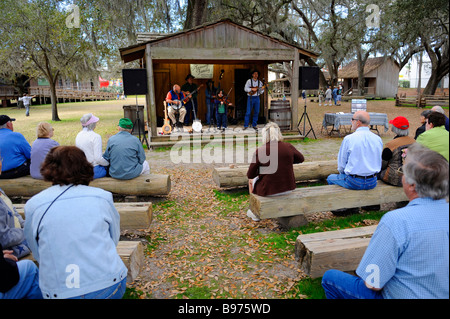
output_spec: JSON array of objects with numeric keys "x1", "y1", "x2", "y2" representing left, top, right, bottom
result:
[
  {"x1": 0, "y1": 174, "x2": 171, "y2": 197},
  {"x1": 295, "y1": 225, "x2": 377, "y2": 278},
  {"x1": 15, "y1": 202, "x2": 153, "y2": 230},
  {"x1": 212, "y1": 160, "x2": 338, "y2": 188},
  {"x1": 249, "y1": 181, "x2": 408, "y2": 220},
  {"x1": 21, "y1": 241, "x2": 144, "y2": 283}
]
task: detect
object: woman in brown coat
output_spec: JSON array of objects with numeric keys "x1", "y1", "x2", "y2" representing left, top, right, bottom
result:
[{"x1": 246, "y1": 122, "x2": 304, "y2": 220}]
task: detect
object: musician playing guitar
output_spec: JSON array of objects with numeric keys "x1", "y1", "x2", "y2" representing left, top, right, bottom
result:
[
  {"x1": 181, "y1": 74, "x2": 198, "y2": 125},
  {"x1": 165, "y1": 84, "x2": 187, "y2": 131},
  {"x1": 244, "y1": 70, "x2": 265, "y2": 130}
]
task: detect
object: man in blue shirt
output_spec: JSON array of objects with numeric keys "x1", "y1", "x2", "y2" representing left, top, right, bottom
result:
[
  {"x1": 0, "y1": 115, "x2": 31, "y2": 179},
  {"x1": 322, "y1": 143, "x2": 449, "y2": 299},
  {"x1": 102, "y1": 118, "x2": 150, "y2": 180},
  {"x1": 327, "y1": 111, "x2": 383, "y2": 190}
]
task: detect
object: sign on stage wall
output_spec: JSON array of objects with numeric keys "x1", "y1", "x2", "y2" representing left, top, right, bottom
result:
[{"x1": 190, "y1": 64, "x2": 214, "y2": 79}]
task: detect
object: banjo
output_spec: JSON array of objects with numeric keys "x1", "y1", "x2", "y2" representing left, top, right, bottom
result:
[{"x1": 169, "y1": 84, "x2": 204, "y2": 110}]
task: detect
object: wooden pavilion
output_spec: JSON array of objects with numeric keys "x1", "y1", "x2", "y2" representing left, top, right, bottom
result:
[{"x1": 118, "y1": 19, "x2": 318, "y2": 139}]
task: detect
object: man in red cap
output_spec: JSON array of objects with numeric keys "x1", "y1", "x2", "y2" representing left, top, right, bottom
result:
[{"x1": 379, "y1": 116, "x2": 415, "y2": 186}]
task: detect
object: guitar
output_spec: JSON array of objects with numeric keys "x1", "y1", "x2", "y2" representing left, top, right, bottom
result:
[
  {"x1": 248, "y1": 78, "x2": 267, "y2": 96},
  {"x1": 162, "y1": 101, "x2": 172, "y2": 135}
]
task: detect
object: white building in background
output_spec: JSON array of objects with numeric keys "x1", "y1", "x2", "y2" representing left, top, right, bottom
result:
[{"x1": 399, "y1": 53, "x2": 449, "y2": 89}]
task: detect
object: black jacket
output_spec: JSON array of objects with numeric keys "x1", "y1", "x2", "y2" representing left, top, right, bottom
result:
[{"x1": 0, "y1": 243, "x2": 20, "y2": 293}]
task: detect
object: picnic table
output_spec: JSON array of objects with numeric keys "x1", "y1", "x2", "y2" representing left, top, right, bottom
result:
[{"x1": 322, "y1": 112, "x2": 389, "y2": 137}]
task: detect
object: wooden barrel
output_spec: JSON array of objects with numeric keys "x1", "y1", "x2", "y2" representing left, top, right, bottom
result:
[{"x1": 269, "y1": 100, "x2": 291, "y2": 131}]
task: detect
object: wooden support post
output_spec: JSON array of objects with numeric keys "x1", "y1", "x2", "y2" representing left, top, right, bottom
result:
[
  {"x1": 291, "y1": 51, "x2": 300, "y2": 131},
  {"x1": 145, "y1": 44, "x2": 157, "y2": 140}
]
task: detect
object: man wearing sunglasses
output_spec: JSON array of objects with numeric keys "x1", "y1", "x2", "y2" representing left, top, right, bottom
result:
[{"x1": 327, "y1": 111, "x2": 383, "y2": 190}]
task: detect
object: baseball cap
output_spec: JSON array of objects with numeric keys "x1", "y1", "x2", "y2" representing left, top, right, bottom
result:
[
  {"x1": 118, "y1": 118, "x2": 133, "y2": 129},
  {"x1": 0, "y1": 115, "x2": 16, "y2": 126},
  {"x1": 389, "y1": 116, "x2": 409, "y2": 129}
]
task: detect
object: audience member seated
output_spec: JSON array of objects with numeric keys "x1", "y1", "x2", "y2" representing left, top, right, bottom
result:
[
  {"x1": 75, "y1": 113, "x2": 109, "y2": 179},
  {"x1": 431, "y1": 105, "x2": 449, "y2": 131},
  {"x1": 416, "y1": 112, "x2": 449, "y2": 161},
  {"x1": 246, "y1": 122, "x2": 305, "y2": 221},
  {"x1": 0, "y1": 115, "x2": 31, "y2": 179},
  {"x1": 0, "y1": 155, "x2": 31, "y2": 259},
  {"x1": 414, "y1": 110, "x2": 431, "y2": 139},
  {"x1": 322, "y1": 143, "x2": 449, "y2": 299},
  {"x1": 24, "y1": 146, "x2": 128, "y2": 299},
  {"x1": 30, "y1": 122, "x2": 59, "y2": 180},
  {"x1": 327, "y1": 111, "x2": 383, "y2": 190},
  {"x1": 102, "y1": 118, "x2": 150, "y2": 180},
  {"x1": 0, "y1": 243, "x2": 42, "y2": 299},
  {"x1": 379, "y1": 116, "x2": 415, "y2": 186}
]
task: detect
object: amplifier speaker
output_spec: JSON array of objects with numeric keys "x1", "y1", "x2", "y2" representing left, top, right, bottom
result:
[
  {"x1": 122, "y1": 69, "x2": 148, "y2": 95},
  {"x1": 299, "y1": 66, "x2": 320, "y2": 90}
]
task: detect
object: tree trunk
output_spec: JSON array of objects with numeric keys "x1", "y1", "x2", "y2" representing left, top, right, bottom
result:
[
  {"x1": 422, "y1": 40, "x2": 449, "y2": 95},
  {"x1": 356, "y1": 49, "x2": 370, "y2": 96},
  {"x1": 423, "y1": 69, "x2": 446, "y2": 95},
  {"x1": 183, "y1": 0, "x2": 208, "y2": 29},
  {"x1": 48, "y1": 78, "x2": 60, "y2": 121}
]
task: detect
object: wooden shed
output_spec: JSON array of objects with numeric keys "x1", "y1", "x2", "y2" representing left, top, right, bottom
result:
[
  {"x1": 118, "y1": 19, "x2": 318, "y2": 139},
  {"x1": 338, "y1": 57, "x2": 400, "y2": 98}
]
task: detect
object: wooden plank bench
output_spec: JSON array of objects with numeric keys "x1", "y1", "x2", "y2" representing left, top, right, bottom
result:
[
  {"x1": 0, "y1": 174, "x2": 171, "y2": 197},
  {"x1": 249, "y1": 181, "x2": 408, "y2": 220},
  {"x1": 295, "y1": 226, "x2": 376, "y2": 278},
  {"x1": 15, "y1": 202, "x2": 153, "y2": 230},
  {"x1": 21, "y1": 241, "x2": 144, "y2": 283},
  {"x1": 212, "y1": 160, "x2": 338, "y2": 188}
]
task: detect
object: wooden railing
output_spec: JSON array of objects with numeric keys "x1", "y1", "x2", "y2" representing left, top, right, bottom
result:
[
  {"x1": 0, "y1": 86, "x2": 18, "y2": 97},
  {"x1": 28, "y1": 87, "x2": 117, "y2": 102}
]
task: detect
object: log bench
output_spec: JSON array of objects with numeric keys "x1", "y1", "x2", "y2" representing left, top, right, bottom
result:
[
  {"x1": 15, "y1": 202, "x2": 153, "y2": 230},
  {"x1": 0, "y1": 174, "x2": 171, "y2": 197},
  {"x1": 212, "y1": 160, "x2": 338, "y2": 188},
  {"x1": 249, "y1": 181, "x2": 408, "y2": 220},
  {"x1": 295, "y1": 226, "x2": 376, "y2": 278},
  {"x1": 21, "y1": 241, "x2": 144, "y2": 283}
]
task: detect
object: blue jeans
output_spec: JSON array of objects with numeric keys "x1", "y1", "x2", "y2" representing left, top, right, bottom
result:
[
  {"x1": 322, "y1": 269, "x2": 384, "y2": 299},
  {"x1": 68, "y1": 277, "x2": 127, "y2": 299},
  {"x1": 216, "y1": 111, "x2": 227, "y2": 129},
  {"x1": 327, "y1": 173, "x2": 378, "y2": 190},
  {"x1": 244, "y1": 96, "x2": 260, "y2": 128},
  {"x1": 183, "y1": 99, "x2": 198, "y2": 125},
  {"x1": 94, "y1": 165, "x2": 108, "y2": 179},
  {"x1": 0, "y1": 260, "x2": 43, "y2": 299},
  {"x1": 25, "y1": 105, "x2": 30, "y2": 116},
  {"x1": 206, "y1": 99, "x2": 215, "y2": 125}
]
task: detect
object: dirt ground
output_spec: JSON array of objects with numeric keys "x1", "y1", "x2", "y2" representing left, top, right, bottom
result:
[{"x1": 126, "y1": 99, "x2": 448, "y2": 299}]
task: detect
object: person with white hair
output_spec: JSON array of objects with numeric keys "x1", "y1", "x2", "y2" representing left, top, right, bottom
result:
[
  {"x1": 75, "y1": 113, "x2": 109, "y2": 179},
  {"x1": 322, "y1": 143, "x2": 449, "y2": 299},
  {"x1": 246, "y1": 122, "x2": 305, "y2": 221},
  {"x1": 431, "y1": 105, "x2": 449, "y2": 131}
]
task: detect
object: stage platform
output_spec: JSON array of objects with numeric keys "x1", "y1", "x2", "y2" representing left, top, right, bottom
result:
[{"x1": 145, "y1": 125, "x2": 304, "y2": 148}]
